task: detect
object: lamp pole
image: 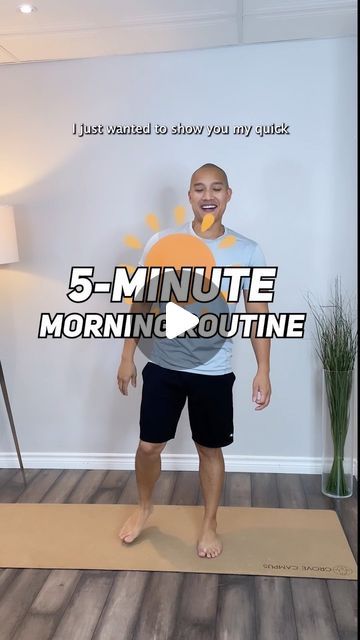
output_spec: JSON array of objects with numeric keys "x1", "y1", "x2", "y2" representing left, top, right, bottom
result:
[
  {"x1": 0, "y1": 361, "x2": 27, "y2": 485},
  {"x1": 0, "y1": 205, "x2": 27, "y2": 486}
]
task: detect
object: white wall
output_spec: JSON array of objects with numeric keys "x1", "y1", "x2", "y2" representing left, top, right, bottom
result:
[{"x1": 0, "y1": 37, "x2": 357, "y2": 472}]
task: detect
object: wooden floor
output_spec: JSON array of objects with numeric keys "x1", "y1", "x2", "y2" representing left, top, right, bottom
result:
[{"x1": 0, "y1": 467, "x2": 357, "y2": 640}]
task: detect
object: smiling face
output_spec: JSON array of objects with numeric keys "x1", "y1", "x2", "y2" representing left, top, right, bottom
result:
[{"x1": 188, "y1": 165, "x2": 232, "y2": 225}]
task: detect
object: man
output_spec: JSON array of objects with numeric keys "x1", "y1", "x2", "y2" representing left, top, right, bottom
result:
[{"x1": 117, "y1": 163, "x2": 271, "y2": 558}]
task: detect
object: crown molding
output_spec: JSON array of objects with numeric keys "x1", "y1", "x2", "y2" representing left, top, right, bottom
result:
[{"x1": 0, "y1": 0, "x2": 356, "y2": 65}]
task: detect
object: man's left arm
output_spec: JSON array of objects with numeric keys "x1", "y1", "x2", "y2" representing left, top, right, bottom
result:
[{"x1": 243, "y1": 289, "x2": 271, "y2": 410}]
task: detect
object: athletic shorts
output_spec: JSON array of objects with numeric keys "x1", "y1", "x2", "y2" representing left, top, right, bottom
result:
[{"x1": 139, "y1": 362, "x2": 236, "y2": 448}]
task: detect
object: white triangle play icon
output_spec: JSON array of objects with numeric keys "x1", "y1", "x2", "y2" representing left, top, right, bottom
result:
[{"x1": 165, "y1": 302, "x2": 199, "y2": 339}]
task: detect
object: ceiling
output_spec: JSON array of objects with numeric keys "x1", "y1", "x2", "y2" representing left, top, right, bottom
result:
[{"x1": 0, "y1": 0, "x2": 357, "y2": 65}]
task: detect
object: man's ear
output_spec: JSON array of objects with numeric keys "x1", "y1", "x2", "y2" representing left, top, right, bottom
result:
[{"x1": 227, "y1": 188, "x2": 233, "y2": 202}]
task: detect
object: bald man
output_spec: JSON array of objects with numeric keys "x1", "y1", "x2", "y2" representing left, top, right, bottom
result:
[{"x1": 117, "y1": 164, "x2": 271, "y2": 558}]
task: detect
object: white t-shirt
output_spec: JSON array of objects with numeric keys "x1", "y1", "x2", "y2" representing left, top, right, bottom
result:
[{"x1": 138, "y1": 222, "x2": 266, "y2": 375}]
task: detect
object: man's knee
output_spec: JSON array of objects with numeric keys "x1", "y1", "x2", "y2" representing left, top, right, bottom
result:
[
  {"x1": 195, "y1": 441, "x2": 222, "y2": 456},
  {"x1": 138, "y1": 439, "x2": 167, "y2": 455}
]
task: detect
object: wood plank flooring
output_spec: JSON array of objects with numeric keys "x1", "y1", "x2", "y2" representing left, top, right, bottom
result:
[{"x1": 0, "y1": 467, "x2": 357, "y2": 640}]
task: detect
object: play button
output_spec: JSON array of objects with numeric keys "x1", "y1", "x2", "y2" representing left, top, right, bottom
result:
[
  {"x1": 165, "y1": 302, "x2": 199, "y2": 339},
  {"x1": 136, "y1": 268, "x2": 232, "y2": 370}
]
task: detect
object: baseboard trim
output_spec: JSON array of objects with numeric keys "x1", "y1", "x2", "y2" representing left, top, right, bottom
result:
[{"x1": 0, "y1": 452, "x2": 358, "y2": 479}]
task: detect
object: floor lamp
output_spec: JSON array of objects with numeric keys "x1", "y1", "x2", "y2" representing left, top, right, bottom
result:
[{"x1": 0, "y1": 205, "x2": 27, "y2": 486}]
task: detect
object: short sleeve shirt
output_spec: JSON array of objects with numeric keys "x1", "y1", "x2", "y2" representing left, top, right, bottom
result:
[{"x1": 137, "y1": 222, "x2": 266, "y2": 374}]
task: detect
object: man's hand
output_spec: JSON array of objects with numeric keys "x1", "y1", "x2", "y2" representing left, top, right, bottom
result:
[
  {"x1": 117, "y1": 358, "x2": 137, "y2": 396},
  {"x1": 252, "y1": 370, "x2": 271, "y2": 410}
]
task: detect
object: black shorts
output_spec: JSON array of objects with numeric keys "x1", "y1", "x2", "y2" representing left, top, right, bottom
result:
[{"x1": 139, "y1": 362, "x2": 236, "y2": 448}]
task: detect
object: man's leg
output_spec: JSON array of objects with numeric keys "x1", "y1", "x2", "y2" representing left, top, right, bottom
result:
[
  {"x1": 119, "y1": 439, "x2": 167, "y2": 543},
  {"x1": 195, "y1": 442, "x2": 225, "y2": 558},
  {"x1": 187, "y1": 371, "x2": 235, "y2": 558},
  {"x1": 135, "y1": 439, "x2": 167, "y2": 508}
]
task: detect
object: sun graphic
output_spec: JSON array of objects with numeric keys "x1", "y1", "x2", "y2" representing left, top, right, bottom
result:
[{"x1": 119, "y1": 207, "x2": 237, "y2": 304}]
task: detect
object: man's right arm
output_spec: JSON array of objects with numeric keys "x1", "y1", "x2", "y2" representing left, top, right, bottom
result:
[{"x1": 117, "y1": 301, "x2": 152, "y2": 395}]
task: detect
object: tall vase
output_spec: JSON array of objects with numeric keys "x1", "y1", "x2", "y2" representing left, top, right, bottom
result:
[{"x1": 321, "y1": 369, "x2": 355, "y2": 498}]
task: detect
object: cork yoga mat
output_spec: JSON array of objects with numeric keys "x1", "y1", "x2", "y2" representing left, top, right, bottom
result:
[{"x1": 0, "y1": 504, "x2": 357, "y2": 580}]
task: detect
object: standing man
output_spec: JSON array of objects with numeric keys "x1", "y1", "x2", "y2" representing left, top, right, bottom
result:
[{"x1": 117, "y1": 163, "x2": 271, "y2": 558}]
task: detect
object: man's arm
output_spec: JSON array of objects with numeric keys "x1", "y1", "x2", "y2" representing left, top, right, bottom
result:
[
  {"x1": 243, "y1": 288, "x2": 271, "y2": 410},
  {"x1": 117, "y1": 301, "x2": 152, "y2": 396}
]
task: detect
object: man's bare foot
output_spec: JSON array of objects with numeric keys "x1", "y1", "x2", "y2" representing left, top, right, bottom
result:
[
  {"x1": 118, "y1": 505, "x2": 154, "y2": 543},
  {"x1": 197, "y1": 521, "x2": 223, "y2": 558}
]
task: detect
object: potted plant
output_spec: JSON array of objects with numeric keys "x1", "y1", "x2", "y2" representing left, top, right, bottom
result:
[{"x1": 307, "y1": 277, "x2": 357, "y2": 498}]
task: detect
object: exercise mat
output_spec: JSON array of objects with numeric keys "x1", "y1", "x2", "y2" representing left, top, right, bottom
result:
[{"x1": 0, "y1": 503, "x2": 357, "y2": 580}]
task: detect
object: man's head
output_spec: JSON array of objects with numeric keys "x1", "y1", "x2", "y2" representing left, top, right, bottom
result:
[{"x1": 188, "y1": 163, "x2": 232, "y2": 225}]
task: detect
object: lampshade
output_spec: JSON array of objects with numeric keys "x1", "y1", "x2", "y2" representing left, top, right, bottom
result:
[{"x1": 0, "y1": 206, "x2": 19, "y2": 265}]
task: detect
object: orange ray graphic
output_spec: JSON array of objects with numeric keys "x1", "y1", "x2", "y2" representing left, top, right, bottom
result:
[
  {"x1": 117, "y1": 263, "x2": 136, "y2": 273},
  {"x1": 201, "y1": 213, "x2": 215, "y2": 232},
  {"x1": 123, "y1": 235, "x2": 143, "y2": 249},
  {"x1": 218, "y1": 235, "x2": 236, "y2": 249},
  {"x1": 145, "y1": 213, "x2": 160, "y2": 232},
  {"x1": 174, "y1": 205, "x2": 186, "y2": 225}
]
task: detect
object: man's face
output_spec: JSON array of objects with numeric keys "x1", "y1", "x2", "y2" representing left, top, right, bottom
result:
[{"x1": 188, "y1": 168, "x2": 232, "y2": 224}]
